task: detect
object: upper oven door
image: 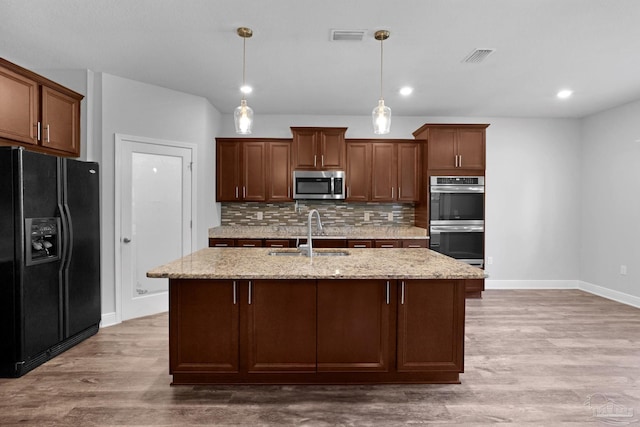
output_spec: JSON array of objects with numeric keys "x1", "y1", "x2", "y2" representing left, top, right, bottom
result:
[{"x1": 430, "y1": 187, "x2": 484, "y2": 224}]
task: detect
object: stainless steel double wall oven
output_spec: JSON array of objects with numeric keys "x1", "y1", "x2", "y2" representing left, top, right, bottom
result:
[{"x1": 429, "y1": 176, "x2": 485, "y2": 268}]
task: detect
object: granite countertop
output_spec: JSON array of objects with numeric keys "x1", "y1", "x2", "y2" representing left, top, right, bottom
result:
[
  {"x1": 208, "y1": 226, "x2": 428, "y2": 240},
  {"x1": 147, "y1": 247, "x2": 484, "y2": 280}
]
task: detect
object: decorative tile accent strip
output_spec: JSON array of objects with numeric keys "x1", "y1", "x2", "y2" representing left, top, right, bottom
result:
[{"x1": 221, "y1": 201, "x2": 415, "y2": 227}]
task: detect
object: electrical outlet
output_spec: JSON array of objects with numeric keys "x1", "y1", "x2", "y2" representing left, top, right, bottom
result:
[
  {"x1": 364, "y1": 212, "x2": 370, "y2": 221},
  {"x1": 257, "y1": 212, "x2": 263, "y2": 220},
  {"x1": 487, "y1": 256, "x2": 494, "y2": 265},
  {"x1": 620, "y1": 265, "x2": 627, "y2": 275},
  {"x1": 387, "y1": 212, "x2": 394, "y2": 221}
]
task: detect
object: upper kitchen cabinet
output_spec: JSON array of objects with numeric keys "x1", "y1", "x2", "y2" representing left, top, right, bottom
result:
[
  {"x1": 371, "y1": 141, "x2": 420, "y2": 202},
  {"x1": 0, "y1": 58, "x2": 83, "y2": 157},
  {"x1": 266, "y1": 140, "x2": 292, "y2": 202},
  {"x1": 413, "y1": 124, "x2": 489, "y2": 172},
  {"x1": 345, "y1": 141, "x2": 371, "y2": 201},
  {"x1": 216, "y1": 138, "x2": 292, "y2": 202},
  {"x1": 216, "y1": 139, "x2": 266, "y2": 202},
  {"x1": 291, "y1": 127, "x2": 346, "y2": 170}
]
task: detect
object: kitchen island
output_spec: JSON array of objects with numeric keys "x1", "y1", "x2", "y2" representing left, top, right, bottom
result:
[{"x1": 147, "y1": 247, "x2": 484, "y2": 385}]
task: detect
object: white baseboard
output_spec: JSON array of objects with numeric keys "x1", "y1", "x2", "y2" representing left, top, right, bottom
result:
[
  {"x1": 578, "y1": 280, "x2": 640, "y2": 309},
  {"x1": 100, "y1": 312, "x2": 120, "y2": 328},
  {"x1": 485, "y1": 279, "x2": 579, "y2": 290}
]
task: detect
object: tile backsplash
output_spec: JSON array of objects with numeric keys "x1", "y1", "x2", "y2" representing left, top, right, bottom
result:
[{"x1": 221, "y1": 201, "x2": 415, "y2": 227}]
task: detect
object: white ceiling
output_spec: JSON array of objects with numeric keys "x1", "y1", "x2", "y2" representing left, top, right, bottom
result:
[{"x1": 2, "y1": 0, "x2": 640, "y2": 119}]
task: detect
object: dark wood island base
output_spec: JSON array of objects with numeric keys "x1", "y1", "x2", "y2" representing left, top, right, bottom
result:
[{"x1": 168, "y1": 278, "x2": 466, "y2": 385}]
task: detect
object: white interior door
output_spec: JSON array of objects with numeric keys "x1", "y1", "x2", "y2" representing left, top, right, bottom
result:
[{"x1": 118, "y1": 136, "x2": 193, "y2": 321}]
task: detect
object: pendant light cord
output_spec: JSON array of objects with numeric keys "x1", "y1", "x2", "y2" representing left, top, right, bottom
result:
[
  {"x1": 380, "y1": 37, "x2": 384, "y2": 101},
  {"x1": 242, "y1": 36, "x2": 247, "y2": 101}
]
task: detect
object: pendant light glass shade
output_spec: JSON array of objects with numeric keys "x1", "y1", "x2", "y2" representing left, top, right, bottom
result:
[
  {"x1": 372, "y1": 30, "x2": 391, "y2": 135},
  {"x1": 234, "y1": 27, "x2": 253, "y2": 134},
  {"x1": 372, "y1": 99, "x2": 391, "y2": 134},
  {"x1": 234, "y1": 99, "x2": 254, "y2": 134}
]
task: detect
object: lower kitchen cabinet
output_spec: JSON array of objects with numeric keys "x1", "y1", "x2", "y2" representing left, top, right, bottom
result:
[
  {"x1": 317, "y1": 279, "x2": 392, "y2": 372},
  {"x1": 168, "y1": 278, "x2": 466, "y2": 384},
  {"x1": 246, "y1": 280, "x2": 316, "y2": 372},
  {"x1": 465, "y1": 279, "x2": 485, "y2": 299},
  {"x1": 397, "y1": 280, "x2": 465, "y2": 372},
  {"x1": 169, "y1": 279, "x2": 239, "y2": 373}
]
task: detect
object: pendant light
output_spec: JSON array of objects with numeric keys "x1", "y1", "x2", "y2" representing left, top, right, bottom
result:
[
  {"x1": 234, "y1": 27, "x2": 254, "y2": 134},
  {"x1": 372, "y1": 30, "x2": 391, "y2": 135}
]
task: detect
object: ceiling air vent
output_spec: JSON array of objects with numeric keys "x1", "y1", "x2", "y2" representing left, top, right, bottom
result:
[
  {"x1": 330, "y1": 29, "x2": 366, "y2": 41},
  {"x1": 462, "y1": 48, "x2": 496, "y2": 63}
]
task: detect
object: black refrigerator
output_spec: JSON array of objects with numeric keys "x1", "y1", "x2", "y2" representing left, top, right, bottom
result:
[{"x1": 0, "y1": 147, "x2": 101, "y2": 377}]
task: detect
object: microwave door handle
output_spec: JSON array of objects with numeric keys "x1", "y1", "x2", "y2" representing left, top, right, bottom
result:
[{"x1": 330, "y1": 178, "x2": 334, "y2": 195}]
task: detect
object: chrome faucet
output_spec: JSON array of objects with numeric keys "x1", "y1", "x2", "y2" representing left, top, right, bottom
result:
[{"x1": 300, "y1": 209, "x2": 323, "y2": 257}]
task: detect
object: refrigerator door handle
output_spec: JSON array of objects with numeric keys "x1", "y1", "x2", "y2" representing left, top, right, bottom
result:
[{"x1": 62, "y1": 203, "x2": 73, "y2": 270}]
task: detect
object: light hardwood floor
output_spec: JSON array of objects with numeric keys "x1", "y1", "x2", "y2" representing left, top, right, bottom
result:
[{"x1": 1, "y1": 289, "x2": 639, "y2": 426}]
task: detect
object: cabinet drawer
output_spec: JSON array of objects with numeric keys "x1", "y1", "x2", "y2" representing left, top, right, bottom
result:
[
  {"x1": 374, "y1": 240, "x2": 401, "y2": 248},
  {"x1": 209, "y1": 238, "x2": 235, "y2": 247},
  {"x1": 347, "y1": 240, "x2": 373, "y2": 248},
  {"x1": 402, "y1": 239, "x2": 428, "y2": 248},
  {"x1": 236, "y1": 239, "x2": 263, "y2": 248},
  {"x1": 264, "y1": 239, "x2": 292, "y2": 248}
]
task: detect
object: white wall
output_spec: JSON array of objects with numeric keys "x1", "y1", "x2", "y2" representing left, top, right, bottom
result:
[
  {"x1": 580, "y1": 99, "x2": 640, "y2": 301},
  {"x1": 219, "y1": 113, "x2": 583, "y2": 286},
  {"x1": 98, "y1": 73, "x2": 221, "y2": 323}
]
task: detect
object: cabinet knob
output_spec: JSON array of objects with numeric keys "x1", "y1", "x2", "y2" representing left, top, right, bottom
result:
[{"x1": 123, "y1": 237, "x2": 131, "y2": 243}]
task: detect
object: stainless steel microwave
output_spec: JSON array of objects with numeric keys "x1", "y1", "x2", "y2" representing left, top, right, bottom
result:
[{"x1": 293, "y1": 170, "x2": 345, "y2": 200}]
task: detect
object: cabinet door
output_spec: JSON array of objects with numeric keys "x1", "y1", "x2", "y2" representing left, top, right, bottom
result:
[
  {"x1": 456, "y1": 128, "x2": 485, "y2": 170},
  {"x1": 345, "y1": 142, "x2": 371, "y2": 201},
  {"x1": 216, "y1": 140, "x2": 241, "y2": 201},
  {"x1": 292, "y1": 128, "x2": 318, "y2": 169},
  {"x1": 427, "y1": 128, "x2": 457, "y2": 170},
  {"x1": 318, "y1": 128, "x2": 345, "y2": 169},
  {"x1": 397, "y1": 280, "x2": 465, "y2": 372},
  {"x1": 242, "y1": 141, "x2": 266, "y2": 201},
  {"x1": 317, "y1": 279, "x2": 391, "y2": 372},
  {"x1": 267, "y1": 141, "x2": 292, "y2": 201},
  {"x1": 397, "y1": 142, "x2": 420, "y2": 201},
  {"x1": 0, "y1": 65, "x2": 38, "y2": 145},
  {"x1": 371, "y1": 142, "x2": 396, "y2": 201},
  {"x1": 41, "y1": 86, "x2": 80, "y2": 156},
  {"x1": 246, "y1": 280, "x2": 316, "y2": 372},
  {"x1": 169, "y1": 279, "x2": 239, "y2": 373}
]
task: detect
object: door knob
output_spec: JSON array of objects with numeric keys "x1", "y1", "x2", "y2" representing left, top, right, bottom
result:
[{"x1": 123, "y1": 237, "x2": 132, "y2": 243}]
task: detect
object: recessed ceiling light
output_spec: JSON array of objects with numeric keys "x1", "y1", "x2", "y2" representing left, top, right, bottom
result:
[
  {"x1": 399, "y1": 86, "x2": 413, "y2": 96},
  {"x1": 240, "y1": 85, "x2": 252, "y2": 94},
  {"x1": 557, "y1": 89, "x2": 573, "y2": 99}
]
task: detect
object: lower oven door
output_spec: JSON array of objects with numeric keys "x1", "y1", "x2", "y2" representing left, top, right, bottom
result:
[{"x1": 429, "y1": 224, "x2": 484, "y2": 267}]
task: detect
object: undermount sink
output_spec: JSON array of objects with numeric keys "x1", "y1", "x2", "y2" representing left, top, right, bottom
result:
[{"x1": 268, "y1": 250, "x2": 349, "y2": 257}]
